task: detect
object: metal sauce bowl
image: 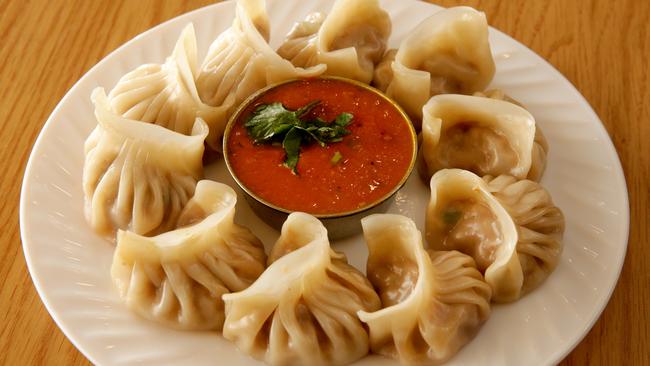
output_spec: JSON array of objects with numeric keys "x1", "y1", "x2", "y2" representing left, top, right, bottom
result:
[{"x1": 222, "y1": 76, "x2": 418, "y2": 240}]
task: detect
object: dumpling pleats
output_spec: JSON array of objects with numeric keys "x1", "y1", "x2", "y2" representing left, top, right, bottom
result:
[
  {"x1": 358, "y1": 214, "x2": 491, "y2": 365},
  {"x1": 373, "y1": 7, "x2": 495, "y2": 126},
  {"x1": 111, "y1": 180, "x2": 266, "y2": 330},
  {"x1": 83, "y1": 88, "x2": 207, "y2": 236},
  {"x1": 107, "y1": 24, "x2": 231, "y2": 150},
  {"x1": 482, "y1": 174, "x2": 564, "y2": 295},
  {"x1": 425, "y1": 169, "x2": 564, "y2": 302},
  {"x1": 196, "y1": 0, "x2": 325, "y2": 144},
  {"x1": 277, "y1": 0, "x2": 391, "y2": 83},
  {"x1": 223, "y1": 212, "x2": 380, "y2": 366}
]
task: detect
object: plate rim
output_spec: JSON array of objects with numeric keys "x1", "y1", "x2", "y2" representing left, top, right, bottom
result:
[{"x1": 19, "y1": 0, "x2": 630, "y2": 365}]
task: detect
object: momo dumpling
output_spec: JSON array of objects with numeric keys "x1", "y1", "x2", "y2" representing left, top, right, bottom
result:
[
  {"x1": 357, "y1": 214, "x2": 491, "y2": 365},
  {"x1": 419, "y1": 94, "x2": 542, "y2": 182},
  {"x1": 473, "y1": 89, "x2": 549, "y2": 181},
  {"x1": 222, "y1": 213, "x2": 380, "y2": 366},
  {"x1": 425, "y1": 169, "x2": 564, "y2": 301},
  {"x1": 266, "y1": 211, "x2": 320, "y2": 264},
  {"x1": 277, "y1": 0, "x2": 391, "y2": 83},
  {"x1": 111, "y1": 180, "x2": 266, "y2": 330},
  {"x1": 373, "y1": 7, "x2": 495, "y2": 125},
  {"x1": 83, "y1": 88, "x2": 207, "y2": 236},
  {"x1": 482, "y1": 174, "x2": 564, "y2": 295},
  {"x1": 107, "y1": 24, "x2": 230, "y2": 150},
  {"x1": 196, "y1": 0, "x2": 325, "y2": 133},
  {"x1": 425, "y1": 169, "x2": 520, "y2": 301}
]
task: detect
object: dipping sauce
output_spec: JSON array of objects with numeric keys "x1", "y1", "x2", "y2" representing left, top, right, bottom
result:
[{"x1": 225, "y1": 78, "x2": 416, "y2": 215}]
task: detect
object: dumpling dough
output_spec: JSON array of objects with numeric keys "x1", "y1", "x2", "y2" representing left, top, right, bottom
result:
[
  {"x1": 196, "y1": 0, "x2": 325, "y2": 141},
  {"x1": 425, "y1": 169, "x2": 564, "y2": 302},
  {"x1": 111, "y1": 180, "x2": 266, "y2": 330},
  {"x1": 222, "y1": 212, "x2": 380, "y2": 366},
  {"x1": 419, "y1": 94, "x2": 541, "y2": 182},
  {"x1": 473, "y1": 89, "x2": 549, "y2": 181},
  {"x1": 277, "y1": 0, "x2": 391, "y2": 83},
  {"x1": 358, "y1": 214, "x2": 491, "y2": 365},
  {"x1": 107, "y1": 24, "x2": 230, "y2": 150},
  {"x1": 373, "y1": 7, "x2": 495, "y2": 126},
  {"x1": 482, "y1": 174, "x2": 565, "y2": 296},
  {"x1": 83, "y1": 88, "x2": 207, "y2": 236}
]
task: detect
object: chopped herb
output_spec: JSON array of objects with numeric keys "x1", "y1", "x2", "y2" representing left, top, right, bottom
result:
[
  {"x1": 443, "y1": 210, "x2": 462, "y2": 225},
  {"x1": 245, "y1": 100, "x2": 353, "y2": 174},
  {"x1": 334, "y1": 112, "x2": 353, "y2": 127},
  {"x1": 331, "y1": 151, "x2": 343, "y2": 165},
  {"x1": 282, "y1": 128, "x2": 302, "y2": 173}
]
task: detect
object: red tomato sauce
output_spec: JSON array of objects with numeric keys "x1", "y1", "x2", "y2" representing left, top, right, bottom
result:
[{"x1": 226, "y1": 78, "x2": 415, "y2": 215}]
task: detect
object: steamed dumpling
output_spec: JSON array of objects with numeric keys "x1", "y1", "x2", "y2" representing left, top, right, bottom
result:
[
  {"x1": 107, "y1": 24, "x2": 230, "y2": 150},
  {"x1": 425, "y1": 169, "x2": 520, "y2": 301},
  {"x1": 425, "y1": 169, "x2": 563, "y2": 301},
  {"x1": 196, "y1": 0, "x2": 325, "y2": 137},
  {"x1": 358, "y1": 214, "x2": 491, "y2": 365},
  {"x1": 277, "y1": 0, "x2": 391, "y2": 83},
  {"x1": 473, "y1": 89, "x2": 549, "y2": 181},
  {"x1": 111, "y1": 180, "x2": 266, "y2": 330},
  {"x1": 83, "y1": 88, "x2": 207, "y2": 236},
  {"x1": 419, "y1": 94, "x2": 542, "y2": 182},
  {"x1": 373, "y1": 7, "x2": 495, "y2": 126},
  {"x1": 222, "y1": 213, "x2": 380, "y2": 366},
  {"x1": 482, "y1": 174, "x2": 565, "y2": 295},
  {"x1": 266, "y1": 211, "x2": 320, "y2": 264}
]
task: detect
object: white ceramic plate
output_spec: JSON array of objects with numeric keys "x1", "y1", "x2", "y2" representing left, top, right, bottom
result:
[{"x1": 20, "y1": 1, "x2": 629, "y2": 365}]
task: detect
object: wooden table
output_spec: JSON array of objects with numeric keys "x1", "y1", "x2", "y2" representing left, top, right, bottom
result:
[{"x1": 1, "y1": 0, "x2": 647, "y2": 364}]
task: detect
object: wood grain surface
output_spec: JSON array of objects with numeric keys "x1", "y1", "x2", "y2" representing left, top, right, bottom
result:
[{"x1": 1, "y1": 0, "x2": 647, "y2": 365}]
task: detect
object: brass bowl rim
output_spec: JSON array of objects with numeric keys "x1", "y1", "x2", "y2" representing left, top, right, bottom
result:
[{"x1": 222, "y1": 76, "x2": 418, "y2": 219}]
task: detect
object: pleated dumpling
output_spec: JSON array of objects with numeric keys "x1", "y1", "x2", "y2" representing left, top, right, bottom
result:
[
  {"x1": 482, "y1": 174, "x2": 565, "y2": 295},
  {"x1": 83, "y1": 88, "x2": 207, "y2": 236},
  {"x1": 276, "y1": 0, "x2": 391, "y2": 83},
  {"x1": 222, "y1": 213, "x2": 381, "y2": 366},
  {"x1": 425, "y1": 169, "x2": 564, "y2": 302},
  {"x1": 419, "y1": 94, "x2": 541, "y2": 182},
  {"x1": 111, "y1": 180, "x2": 266, "y2": 330},
  {"x1": 373, "y1": 7, "x2": 495, "y2": 125},
  {"x1": 107, "y1": 24, "x2": 230, "y2": 150},
  {"x1": 473, "y1": 89, "x2": 549, "y2": 181},
  {"x1": 357, "y1": 214, "x2": 491, "y2": 365},
  {"x1": 196, "y1": 0, "x2": 325, "y2": 126}
]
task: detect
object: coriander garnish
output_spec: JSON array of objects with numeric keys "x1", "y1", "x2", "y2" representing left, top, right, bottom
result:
[
  {"x1": 442, "y1": 210, "x2": 462, "y2": 225},
  {"x1": 244, "y1": 100, "x2": 353, "y2": 173},
  {"x1": 331, "y1": 151, "x2": 343, "y2": 165}
]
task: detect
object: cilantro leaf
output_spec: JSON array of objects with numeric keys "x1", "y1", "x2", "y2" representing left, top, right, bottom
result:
[
  {"x1": 244, "y1": 103, "x2": 301, "y2": 143},
  {"x1": 334, "y1": 112, "x2": 353, "y2": 127},
  {"x1": 331, "y1": 151, "x2": 343, "y2": 165},
  {"x1": 282, "y1": 127, "x2": 302, "y2": 173},
  {"x1": 443, "y1": 210, "x2": 462, "y2": 225},
  {"x1": 295, "y1": 100, "x2": 321, "y2": 118},
  {"x1": 293, "y1": 125, "x2": 327, "y2": 147},
  {"x1": 244, "y1": 100, "x2": 353, "y2": 174}
]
